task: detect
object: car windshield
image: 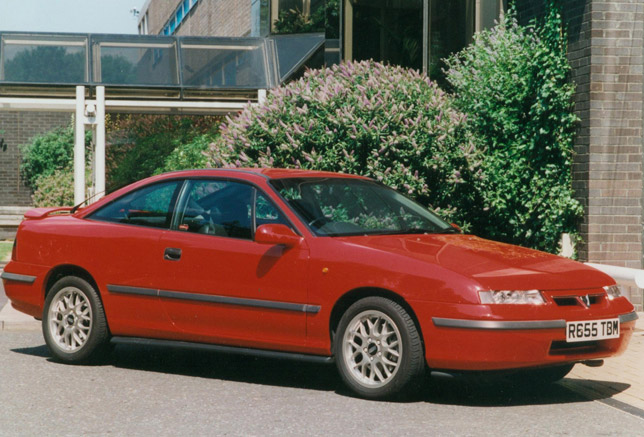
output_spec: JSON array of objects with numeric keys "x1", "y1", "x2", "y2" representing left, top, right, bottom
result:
[{"x1": 270, "y1": 177, "x2": 455, "y2": 237}]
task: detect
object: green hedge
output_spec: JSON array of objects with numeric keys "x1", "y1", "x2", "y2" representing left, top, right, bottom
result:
[{"x1": 444, "y1": 3, "x2": 582, "y2": 252}]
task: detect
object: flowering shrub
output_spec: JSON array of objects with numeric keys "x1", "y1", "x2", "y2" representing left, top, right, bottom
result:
[
  {"x1": 206, "y1": 60, "x2": 483, "y2": 228},
  {"x1": 32, "y1": 169, "x2": 74, "y2": 207},
  {"x1": 444, "y1": 4, "x2": 582, "y2": 253}
]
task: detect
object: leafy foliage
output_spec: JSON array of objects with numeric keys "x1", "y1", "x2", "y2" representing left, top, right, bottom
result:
[
  {"x1": 20, "y1": 122, "x2": 91, "y2": 189},
  {"x1": 444, "y1": 3, "x2": 582, "y2": 252},
  {"x1": 32, "y1": 169, "x2": 75, "y2": 207},
  {"x1": 156, "y1": 133, "x2": 217, "y2": 173},
  {"x1": 106, "y1": 115, "x2": 221, "y2": 189},
  {"x1": 206, "y1": 60, "x2": 483, "y2": 230}
]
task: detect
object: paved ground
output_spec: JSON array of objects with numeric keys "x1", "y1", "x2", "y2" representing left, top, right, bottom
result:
[{"x1": 1, "y1": 330, "x2": 644, "y2": 436}]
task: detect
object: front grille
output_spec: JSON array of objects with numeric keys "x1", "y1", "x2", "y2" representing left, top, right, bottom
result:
[
  {"x1": 552, "y1": 297, "x2": 579, "y2": 306},
  {"x1": 549, "y1": 340, "x2": 599, "y2": 355},
  {"x1": 551, "y1": 294, "x2": 604, "y2": 308}
]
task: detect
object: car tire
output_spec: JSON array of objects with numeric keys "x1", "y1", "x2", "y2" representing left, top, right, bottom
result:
[
  {"x1": 43, "y1": 276, "x2": 110, "y2": 364},
  {"x1": 334, "y1": 296, "x2": 425, "y2": 400},
  {"x1": 507, "y1": 363, "x2": 575, "y2": 385}
]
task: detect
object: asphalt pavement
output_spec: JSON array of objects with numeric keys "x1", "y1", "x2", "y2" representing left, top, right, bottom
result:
[{"x1": 1, "y1": 330, "x2": 644, "y2": 436}]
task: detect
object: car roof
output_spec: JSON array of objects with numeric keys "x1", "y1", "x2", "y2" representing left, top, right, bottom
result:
[
  {"x1": 163, "y1": 168, "x2": 371, "y2": 180},
  {"x1": 75, "y1": 168, "x2": 371, "y2": 218}
]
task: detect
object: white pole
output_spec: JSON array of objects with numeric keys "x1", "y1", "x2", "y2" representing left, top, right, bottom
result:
[
  {"x1": 74, "y1": 86, "x2": 86, "y2": 205},
  {"x1": 258, "y1": 89, "x2": 267, "y2": 105},
  {"x1": 95, "y1": 86, "x2": 106, "y2": 201}
]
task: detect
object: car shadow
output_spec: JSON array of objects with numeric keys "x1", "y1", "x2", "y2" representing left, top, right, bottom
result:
[
  {"x1": 11, "y1": 341, "x2": 631, "y2": 407},
  {"x1": 109, "y1": 341, "x2": 343, "y2": 392},
  {"x1": 418, "y1": 372, "x2": 631, "y2": 407},
  {"x1": 11, "y1": 344, "x2": 50, "y2": 358}
]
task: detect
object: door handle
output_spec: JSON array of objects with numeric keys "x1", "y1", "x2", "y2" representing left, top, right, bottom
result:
[{"x1": 164, "y1": 247, "x2": 182, "y2": 261}]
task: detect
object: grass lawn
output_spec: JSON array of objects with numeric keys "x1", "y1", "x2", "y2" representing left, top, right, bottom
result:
[{"x1": 0, "y1": 241, "x2": 13, "y2": 262}]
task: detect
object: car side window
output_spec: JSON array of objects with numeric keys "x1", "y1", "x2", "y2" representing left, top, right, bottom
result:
[
  {"x1": 177, "y1": 180, "x2": 253, "y2": 240},
  {"x1": 90, "y1": 181, "x2": 181, "y2": 229}
]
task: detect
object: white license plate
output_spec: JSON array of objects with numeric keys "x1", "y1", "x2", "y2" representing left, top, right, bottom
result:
[{"x1": 566, "y1": 318, "x2": 619, "y2": 343}]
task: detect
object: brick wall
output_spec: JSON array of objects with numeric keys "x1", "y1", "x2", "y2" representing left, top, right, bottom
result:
[
  {"x1": 0, "y1": 112, "x2": 72, "y2": 207},
  {"x1": 584, "y1": 0, "x2": 644, "y2": 311},
  {"x1": 143, "y1": 0, "x2": 251, "y2": 37}
]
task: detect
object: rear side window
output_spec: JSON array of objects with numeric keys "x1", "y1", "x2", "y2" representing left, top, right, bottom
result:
[{"x1": 90, "y1": 181, "x2": 182, "y2": 229}]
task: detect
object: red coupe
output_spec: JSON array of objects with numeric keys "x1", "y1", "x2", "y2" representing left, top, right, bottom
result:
[{"x1": 2, "y1": 168, "x2": 637, "y2": 399}]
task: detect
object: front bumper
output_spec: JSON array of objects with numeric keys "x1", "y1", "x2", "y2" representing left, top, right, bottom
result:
[{"x1": 412, "y1": 298, "x2": 638, "y2": 371}]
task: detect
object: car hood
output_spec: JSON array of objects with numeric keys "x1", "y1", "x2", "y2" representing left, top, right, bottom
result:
[{"x1": 335, "y1": 234, "x2": 611, "y2": 291}]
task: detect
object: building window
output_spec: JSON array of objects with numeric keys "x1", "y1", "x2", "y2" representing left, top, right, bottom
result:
[
  {"x1": 138, "y1": 12, "x2": 149, "y2": 35},
  {"x1": 348, "y1": 0, "x2": 423, "y2": 72},
  {"x1": 271, "y1": 0, "x2": 326, "y2": 34},
  {"x1": 342, "y1": 0, "x2": 503, "y2": 79},
  {"x1": 162, "y1": 0, "x2": 199, "y2": 35}
]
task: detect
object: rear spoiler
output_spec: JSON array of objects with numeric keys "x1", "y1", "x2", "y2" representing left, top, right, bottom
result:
[{"x1": 24, "y1": 207, "x2": 74, "y2": 220}]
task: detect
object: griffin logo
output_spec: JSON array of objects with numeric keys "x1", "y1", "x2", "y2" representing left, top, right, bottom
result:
[{"x1": 580, "y1": 295, "x2": 591, "y2": 308}]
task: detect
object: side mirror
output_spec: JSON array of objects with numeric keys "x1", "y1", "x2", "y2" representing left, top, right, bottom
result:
[
  {"x1": 255, "y1": 224, "x2": 303, "y2": 247},
  {"x1": 451, "y1": 223, "x2": 462, "y2": 233}
]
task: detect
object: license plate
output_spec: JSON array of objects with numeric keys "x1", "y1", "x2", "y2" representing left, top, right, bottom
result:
[{"x1": 566, "y1": 318, "x2": 619, "y2": 343}]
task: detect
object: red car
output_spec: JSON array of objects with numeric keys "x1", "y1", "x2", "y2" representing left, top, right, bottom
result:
[{"x1": 1, "y1": 168, "x2": 637, "y2": 399}]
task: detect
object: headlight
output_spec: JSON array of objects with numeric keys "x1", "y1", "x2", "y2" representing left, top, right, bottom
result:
[
  {"x1": 479, "y1": 290, "x2": 545, "y2": 305},
  {"x1": 603, "y1": 285, "x2": 622, "y2": 300}
]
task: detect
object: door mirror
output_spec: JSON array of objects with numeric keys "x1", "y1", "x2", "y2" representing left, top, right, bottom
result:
[{"x1": 255, "y1": 224, "x2": 302, "y2": 247}]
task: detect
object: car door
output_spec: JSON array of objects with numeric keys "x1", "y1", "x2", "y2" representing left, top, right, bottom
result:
[
  {"x1": 158, "y1": 178, "x2": 311, "y2": 351},
  {"x1": 86, "y1": 179, "x2": 182, "y2": 337}
]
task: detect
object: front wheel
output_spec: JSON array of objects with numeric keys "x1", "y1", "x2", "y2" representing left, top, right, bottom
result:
[
  {"x1": 334, "y1": 297, "x2": 425, "y2": 400},
  {"x1": 43, "y1": 276, "x2": 110, "y2": 363}
]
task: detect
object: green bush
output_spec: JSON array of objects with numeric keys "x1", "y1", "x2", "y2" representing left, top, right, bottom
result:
[
  {"x1": 156, "y1": 133, "x2": 217, "y2": 173},
  {"x1": 107, "y1": 115, "x2": 221, "y2": 189},
  {"x1": 20, "y1": 122, "x2": 91, "y2": 189},
  {"x1": 444, "y1": 3, "x2": 582, "y2": 253},
  {"x1": 207, "y1": 60, "x2": 483, "y2": 229}
]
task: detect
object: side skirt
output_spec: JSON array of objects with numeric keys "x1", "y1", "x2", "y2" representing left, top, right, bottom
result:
[{"x1": 110, "y1": 336, "x2": 335, "y2": 364}]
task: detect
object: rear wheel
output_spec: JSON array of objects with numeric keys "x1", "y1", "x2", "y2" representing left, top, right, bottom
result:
[
  {"x1": 334, "y1": 297, "x2": 425, "y2": 400},
  {"x1": 43, "y1": 276, "x2": 110, "y2": 363}
]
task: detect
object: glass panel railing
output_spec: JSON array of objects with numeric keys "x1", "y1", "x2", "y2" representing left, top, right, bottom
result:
[
  {"x1": 270, "y1": 33, "x2": 324, "y2": 82},
  {"x1": 0, "y1": 32, "x2": 325, "y2": 95},
  {"x1": 180, "y1": 38, "x2": 269, "y2": 89},
  {"x1": 91, "y1": 36, "x2": 179, "y2": 86},
  {"x1": 1, "y1": 34, "x2": 88, "y2": 83}
]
